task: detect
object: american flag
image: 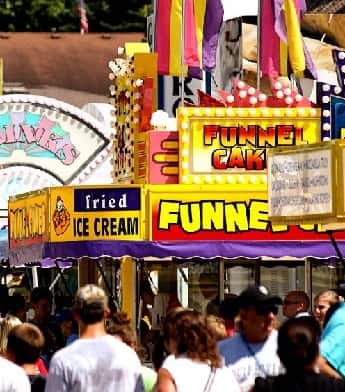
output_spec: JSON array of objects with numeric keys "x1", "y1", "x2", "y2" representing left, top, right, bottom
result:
[{"x1": 77, "y1": 0, "x2": 88, "y2": 34}]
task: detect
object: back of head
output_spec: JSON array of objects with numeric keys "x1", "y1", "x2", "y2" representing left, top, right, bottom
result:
[
  {"x1": 219, "y1": 294, "x2": 239, "y2": 320},
  {"x1": 167, "y1": 309, "x2": 222, "y2": 368},
  {"x1": 73, "y1": 284, "x2": 107, "y2": 325},
  {"x1": 278, "y1": 317, "x2": 321, "y2": 373},
  {"x1": 8, "y1": 294, "x2": 26, "y2": 315},
  {"x1": 7, "y1": 323, "x2": 44, "y2": 365},
  {"x1": 107, "y1": 312, "x2": 136, "y2": 347},
  {"x1": 0, "y1": 315, "x2": 22, "y2": 354},
  {"x1": 30, "y1": 287, "x2": 53, "y2": 304},
  {"x1": 206, "y1": 315, "x2": 227, "y2": 341}
]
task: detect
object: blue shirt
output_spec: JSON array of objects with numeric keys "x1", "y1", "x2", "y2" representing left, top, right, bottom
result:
[
  {"x1": 321, "y1": 302, "x2": 345, "y2": 377},
  {"x1": 218, "y1": 331, "x2": 283, "y2": 392}
]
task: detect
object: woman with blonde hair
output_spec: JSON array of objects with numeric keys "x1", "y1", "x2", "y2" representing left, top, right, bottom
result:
[
  {"x1": 155, "y1": 309, "x2": 241, "y2": 392},
  {"x1": 313, "y1": 290, "x2": 344, "y2": 328},
  {"x1": 0, "y1": 315, "x2": 21, "y2": 355}
]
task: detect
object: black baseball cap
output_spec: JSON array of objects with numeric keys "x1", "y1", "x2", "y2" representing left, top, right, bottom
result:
[{"x1": 238, "y1": 286, "x2": 282, "y2": 313}]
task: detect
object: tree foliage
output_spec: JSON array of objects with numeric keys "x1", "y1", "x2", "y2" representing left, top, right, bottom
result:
[{"x1": 0, "y1": 0, "x2": 152, "y2": 32}]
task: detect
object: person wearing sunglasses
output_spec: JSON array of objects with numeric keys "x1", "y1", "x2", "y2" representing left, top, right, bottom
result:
[
  {"x1": 219, "y1": 286, "x2": 284, "y2": 392},
  {"x1": 282, "y1": 291, "x2": 311, "y2": 319}
]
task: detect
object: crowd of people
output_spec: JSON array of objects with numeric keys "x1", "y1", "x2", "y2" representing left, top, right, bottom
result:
[{"x1": 0, "y1": 283, "x2": 345, "y2": 391}]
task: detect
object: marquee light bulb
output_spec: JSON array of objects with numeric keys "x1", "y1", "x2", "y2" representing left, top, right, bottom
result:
[
  {"x1": 274, "y1": 81, "x2": 282, "y2": 90},
  {"x1": 237, "y1": 81, "x2": 245, "y2": 89},
  {"x1": 258, "y1": 94, "x2": 267, "y2": 102},
  {"x1": 239, "y1": 90, "x2": 247, "y2": 99},
  {"x1": 276, "y1": 91, "x2": 284, "y2": 99}
]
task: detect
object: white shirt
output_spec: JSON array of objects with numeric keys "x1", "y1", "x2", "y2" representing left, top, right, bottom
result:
[
  {"x1": 162, "y1": 355, "x2": 241, "y2": 392},
  {"x1": 0, "y1": 356, "x2": 30, "y2": 392},
  {"x1": 219, "y1": 330, "x2": 284, "y2": 392},
  {"x1": 45, "y1": 335, "x2": 144, "y2": 392}
]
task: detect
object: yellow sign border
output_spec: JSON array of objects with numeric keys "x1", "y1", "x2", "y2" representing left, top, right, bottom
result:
[{"x1": 178, "y1": 106, "x2": 320, "y2": 187}]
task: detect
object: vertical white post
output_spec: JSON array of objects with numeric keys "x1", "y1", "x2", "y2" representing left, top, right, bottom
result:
[{"x1": 32, "y1": 266, "x2": 39, "y2": 288}]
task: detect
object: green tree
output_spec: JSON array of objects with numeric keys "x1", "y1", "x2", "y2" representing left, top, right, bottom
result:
[{"x1": 0, "y1": 0, "x2": 152, "y2": 32}]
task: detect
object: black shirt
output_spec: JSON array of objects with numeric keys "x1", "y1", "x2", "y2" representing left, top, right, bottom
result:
[
  {"x1": 254, "y1": 372, "x2": 345, "y2": 392},
  {"x1": 29, "y1": 374, "x2": 46, "y2": 392}
]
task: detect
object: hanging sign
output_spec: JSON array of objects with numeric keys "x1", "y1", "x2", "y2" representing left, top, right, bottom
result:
[
  {"x1": 268, "y1": 143, "x2": 334, "y2": 224},
  {"x1": 147, "y1": 184, "x2": 345, "y2": 241},
  {"x1": 0, "y1": 95, "x2": 109, "y2": 184},
  {"x1": 178, "y1": 107, "x2": 320, "y2": 185},
  {"x1": 9, "y1": 191, "x2": 48, "y2": 248},
  {"x1": 49, "y1": 186, "x2": 143, "y2": 242}
]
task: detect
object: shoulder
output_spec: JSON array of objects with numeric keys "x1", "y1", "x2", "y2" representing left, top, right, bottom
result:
[
  {"x1": 218, "y1": 334, "x2": 242, "y2": 353},
  {"x1": 0, "y1": 357, "x2": 31, "y2": 391}
]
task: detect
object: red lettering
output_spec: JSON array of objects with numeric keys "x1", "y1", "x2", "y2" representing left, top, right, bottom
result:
[
  {"x1": 204, "y1": 125, "x2": 219, "y2": 145},
  {"x1": 211, "y1": 149, "x2": 227, "y2": 169},
  {"x1": 228, "y1": 147, "x2": 245, "y2": 168},
  {"x1": 276, "y1": 125, "x2": 294, "y2": 145},
  {"x1": 245, "y1": 149, "x2": 265, "y2": 170}
]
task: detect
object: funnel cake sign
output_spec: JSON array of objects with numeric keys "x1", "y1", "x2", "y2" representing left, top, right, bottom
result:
[
  {"x1": 178, "y1": 107, "x2": 320, "y2": 185},
  {"x1": 0, "y1": 95, "x2": 109, "y2": 184}
]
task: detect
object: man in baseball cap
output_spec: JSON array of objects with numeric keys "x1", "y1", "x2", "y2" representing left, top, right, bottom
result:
[{"x1": 219, "y1": 286, "x2": 284, "y2": 392}]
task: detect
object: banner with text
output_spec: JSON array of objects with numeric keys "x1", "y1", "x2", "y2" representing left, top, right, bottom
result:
[
  {"x1": 9, "y1": 191, "x2": 48, "y2": 248},
  {"x1": 49, "y1": 186, "x2": 143, "y2": 242},
  {"x1": 178, "y1": 107, "x2": 320, "y2": 185},
  {"x1": 148, "y1": 184, "x2": 345, "y2": 241}
]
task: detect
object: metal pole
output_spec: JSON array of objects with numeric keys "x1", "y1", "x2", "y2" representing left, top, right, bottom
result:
[
  {"x1": 180, "y1": 0, "x2": 186, "y2": 107},
  {"x1": 96, "y1": 259, "x2": 119, "y2": 311},
  {"x1": 327, "y1": 231, "x2": 345, "y2": 269},
  {"x1": 54, "y1": 260, "x2": 73, "y2": 298},
  {"x1": 256, "y1": 0, "x2": 261, "y2": 90}
]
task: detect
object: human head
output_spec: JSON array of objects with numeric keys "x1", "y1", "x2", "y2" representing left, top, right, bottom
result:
[
  {"x1": 73, "y1": 284, "x2": 108, "y2": 325},
  {"x1": 0, "y1": 285, "x2": 9, "y2": 316},
  {"x1": 219, "y1": 294, "x2": 239, "y2": 330},
  {"x1": 164, "y1": 309, "x2": 222, "y2": 368},
  {"x1": 313, "y1": 290, "x2": 342, "y2": 327},
  {"x1": 56, "y1": 309, "x2": 77, "y2": 338},
  {"x1": 0, "y1": 315, "x2": 22, "y2": 354},
  {"x1": 278, "y1": 316, "x2": 321, "y2": 373},
  {"x1": 8, "y1": 294, "x2": 27, "y2": 322},
  {"x1": 206, "y1": 315, "x2": 227, "y2": 341},
  {"x1": 7, "y1": 323, "x2": 44, "y2": 365},
  {"x1": 238, "y1": 285, "x2": 281, "y2": 342},
  {"x1": 283, "y1": 291, "x2": 310, "y2": 318},
  {"x1": 141, "y1": 279, "x2": 155, "y2": 307},
  {"x1": 198, "y1": 272, "x2": 218, "y2": 300},
  {"x1": 107, "y1": 312, "x2": 137, "y2": 349},
  {"x1": 30, "y1": 287, "x2": 53, "y2": 323}
]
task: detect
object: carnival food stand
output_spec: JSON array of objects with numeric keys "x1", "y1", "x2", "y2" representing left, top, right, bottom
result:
[{"x1": 8, "y1": 47, "x2": 345, "y2": 338}]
